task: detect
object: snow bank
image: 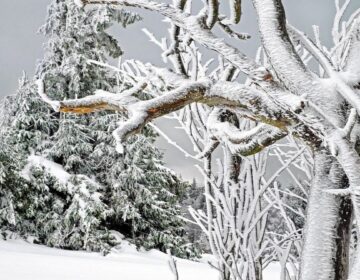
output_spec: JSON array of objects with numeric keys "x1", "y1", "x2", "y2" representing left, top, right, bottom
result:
[
  {"x1": 0, "y1": 240, "x2": 281, "y2": 280},
  {"x1": 0, "y1": 240, "x2": 215, "y2": 280}
]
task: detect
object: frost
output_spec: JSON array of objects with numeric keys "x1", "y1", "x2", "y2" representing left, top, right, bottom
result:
[
  {"x1": 27, "y1": 0, "x2": 360, "y2": 278},
  {"x1": 74, "y1": 0, "x2": 84, "y2": 8}
]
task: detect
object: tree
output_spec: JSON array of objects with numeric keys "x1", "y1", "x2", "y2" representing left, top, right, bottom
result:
[
  {"x1": 40, "y1": 0, "x2": 360, "y2": 279},
  {"x1": 11, "y1": 74, "x2": 57, "y2": 153},
  {"x1": 106, "y1": 134, "x2": 197, "y2": 258},
  {"x1": 0, "y1": 0, "x2": 194, "y2": 257},
  {"x1": 0, "y1": 133, "x2": 26, "y2": 234}
]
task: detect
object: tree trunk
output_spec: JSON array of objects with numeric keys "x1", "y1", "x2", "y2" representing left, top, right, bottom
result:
[
  {"x1": 300, "y1": 150, "x2": 352, "y2": 280},
  {"x1": 255, "y1": 259, "x2": 263, "y2": 280}
]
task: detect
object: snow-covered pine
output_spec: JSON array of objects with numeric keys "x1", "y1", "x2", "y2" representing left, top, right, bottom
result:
[
  {"x1": 0, "y1": 133, "x2": 26, "y2": 233},
  {"x1": 0, "y1": 0, "x2": 195, "y2": 257},
  {"x1": 105, "y1": 134, "x2": 199, "y2": 258},
  {"x1": 36, "y1": 0, "x2": 194, "y2": 256}
]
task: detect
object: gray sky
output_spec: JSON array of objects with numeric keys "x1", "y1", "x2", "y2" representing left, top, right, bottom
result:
[{"x1": 1, "y1": 0, "x2": 359, "y2": 182}]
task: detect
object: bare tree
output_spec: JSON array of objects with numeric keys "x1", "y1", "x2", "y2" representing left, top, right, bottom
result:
[{"x1": 38, "y1": 0, "x2": 360, "y2": 279}]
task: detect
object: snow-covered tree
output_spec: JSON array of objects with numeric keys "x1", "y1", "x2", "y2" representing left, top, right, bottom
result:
[
  {"x1": 0, "y1": 133, "x2": 26, "y2": 234},
  {"x1": 105, "y1": 133, "x2": 197, "y2": 258},
  {"x1": 12, "y1": 74, "x2": 57, "y2": 153},
  {"x1": 47, "y1": 174, "x2": 114, "y2": 253},
  {"x1": 0, "y1": 0, "x2": 194, "y2": 257},
  {"x1": 42, "y1": 0, "x2": 360, "y2": 279}
]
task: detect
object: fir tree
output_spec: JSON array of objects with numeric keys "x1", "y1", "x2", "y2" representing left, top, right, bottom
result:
[
  {"x1": 11, "y1": 74, "x2": 57, "y2": 153},
  {"x1": 0, "y1": 133, "x2": 25, "y2": 234},
  {"x1": 106, "y1": 134, "x2": 198, "y2": 258},
  {"x1": 0, "y1": 0, "x2": 197, "y2": 257}
]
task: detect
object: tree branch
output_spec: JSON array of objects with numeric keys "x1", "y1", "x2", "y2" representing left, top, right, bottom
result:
[
  {"x1": 205, "y1": 109, "x2": 288, "y2": 155},
  {"x1": 230, "y1": 0, "x2": 242, "y2": 24},
  {"x1": 252, "y1": 0, "x2": 314, "y2": 94},
  {"x1": 206, "y1": 0, "x2": 219, "y2": 29},
  {"x1": 39, "y1": 71, "x2": 308, "y2": 153},
  {"x1": 84, "y1": 0, "x2": 272, "y2": 80}
]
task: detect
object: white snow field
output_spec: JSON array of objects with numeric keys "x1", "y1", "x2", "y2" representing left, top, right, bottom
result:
[{"x1": 0, "y1": 239, "x2": 281, "y2": 280}]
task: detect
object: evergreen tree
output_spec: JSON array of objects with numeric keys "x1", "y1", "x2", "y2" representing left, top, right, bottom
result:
[
  {"x1": 0, "y1": 0, "x2": 197, "y2": 257},
  {"x1": 11, "y1": 74, "x2": 57, "y2": 153},
  {"x1": 0, "y1": 133, "x2": 25, "y2": 234},
  {"x1": 43, "y1": 174, "x2": 114, "y2": 253},
  {"x1": 106, "y1": 135, "x2": 198, "y2": 258}
]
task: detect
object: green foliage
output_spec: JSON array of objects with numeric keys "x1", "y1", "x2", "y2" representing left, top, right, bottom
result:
[
  {"x1": 0, "y1": 0, "x2": 197, "y2": 258},
  {"x1": 105, "y1": 135, "x2": 198, "y2": 258}
]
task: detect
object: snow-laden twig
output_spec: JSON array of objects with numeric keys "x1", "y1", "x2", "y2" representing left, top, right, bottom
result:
[
  {"x1": 149, "y1": 122, "x2": 200, "y2": 161},
  {"x1": 85, "y1": 0, "x2": 271, "y2": 80}
]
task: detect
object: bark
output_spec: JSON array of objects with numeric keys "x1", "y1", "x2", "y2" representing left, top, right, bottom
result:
[{"x1": 300, "y1": 150, "x2": 352, "y2": 280}]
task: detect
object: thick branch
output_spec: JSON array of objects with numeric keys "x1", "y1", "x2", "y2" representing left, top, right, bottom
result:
[
  {"x1": 202, "y1": 109, "x2": 288, "y2": 156},
  {"x1": 252, "y1": 0, "x2": 314, "y2": 94},
  {"x1": 167, "y1": 0, "x2": 187, "y2": 75},
  {"x1": 230, "y1": 0, "x2": 242, "y2": 24},
  {"x1": 206, "y1": 0, "x2": 219, "y2": 29},
  {"x1": 229, "y1": 127, "x2": 288, "y2": 156},
  {"x1": 39, "y1": 74, "x2": 307, "y2": 153},
  {"x1": 38, "y1": 79, "x2": 146, "y2": 114}
]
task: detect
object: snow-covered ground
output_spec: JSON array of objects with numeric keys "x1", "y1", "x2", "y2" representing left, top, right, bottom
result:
[{"x1": 0, "y1": 240, "x2": 281, "y2": 280}]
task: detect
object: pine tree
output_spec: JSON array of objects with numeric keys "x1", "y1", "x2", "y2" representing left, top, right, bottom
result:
[
  {"x1": 0, "y1": 0, "x2": 197, "y2": 257},
  {"x1": 106, "y1": 134, "x2": 198, "y2": 258},
  {"x1": 44, "y1": 174, "x2": 115, "y2": 253},
  {"x1": 0, "y1": 133, "x2": 25, "y2": 234},
  {"x1": 11, "y1": 74, "x2": 57, "y2": 153}
]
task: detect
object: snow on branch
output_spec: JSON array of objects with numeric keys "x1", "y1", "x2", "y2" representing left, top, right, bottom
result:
[
  {"x1": 39, "y1": 63, "x2": 308, "y2": 153},
  {"x1": 217, "y1": 20, "x2": 250, "y2": 41},
  {"x1": 164, "y1": 0, "x2": 187, "y2": 75},
  {"x1": 108, "y1": 80, "x2": 211, "y2": 153},
  {"x1": 167, "y1": 250, "x2": 179, "y2": 280},
  {"x1": 288, "y1": 24, "x2": 335, "y2": 75},
  {"x1": 252, "y1": 0, "x2": 313, "y2": 95},
  {"x1": 83, "y1": 0, "x2": 272, "y2": 80},
  {"x1": 205, "y1": 109, "x2": 288, "y2": 156},
  {"x1": 38, "y1": 79, "x2": 146, "y2": 114},
  {"x1": 289, "y1": 24, "x2": 360, "y2": 117},
  {"x1": 36, "y1": 79, "x2": 61, "y2": 112},
  {"x1": 342, "y1": 108, "x2": 358, "y2": 137},
  {"x1": 332, "y1": 0, "x2": 351, "y2": 44}
]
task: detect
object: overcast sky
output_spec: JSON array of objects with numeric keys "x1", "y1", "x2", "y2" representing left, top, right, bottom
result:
[{"x1": 0, "y1": 0, "x2": 359, "y2": 182}]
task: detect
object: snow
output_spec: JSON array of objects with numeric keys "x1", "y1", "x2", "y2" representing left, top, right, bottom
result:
[
  {"x1": 21, "y1": 155, "x2": 71, "y2": 184},
  {"x1": 74, "y1": 0, "x2": 84, "y2": 8},
  {"x1": 0, "y1": 239, "x2": 281, "y2": 280}
]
